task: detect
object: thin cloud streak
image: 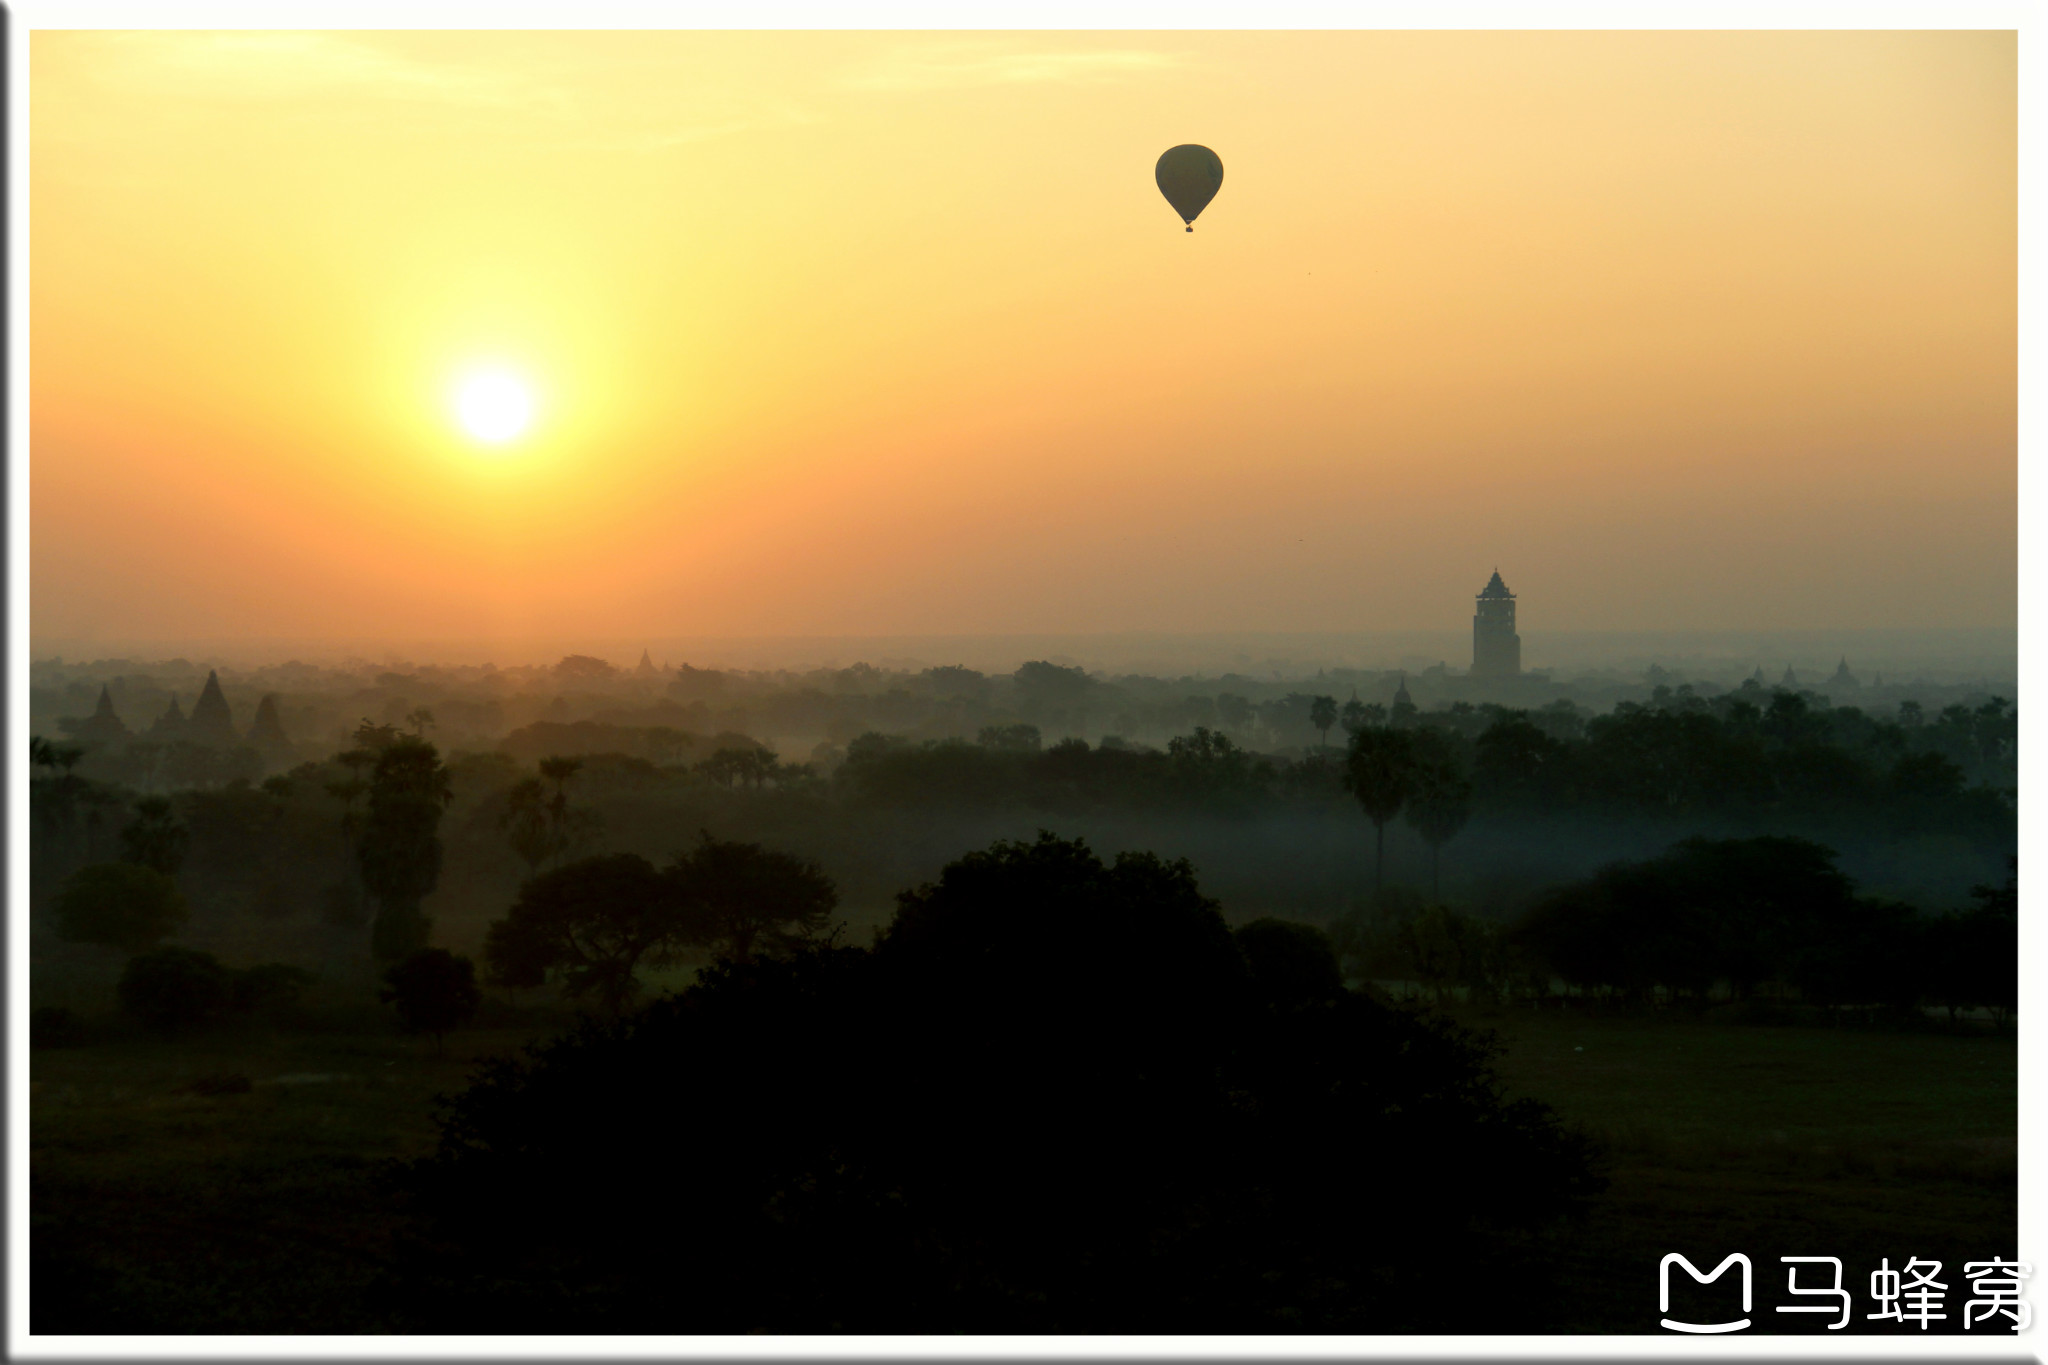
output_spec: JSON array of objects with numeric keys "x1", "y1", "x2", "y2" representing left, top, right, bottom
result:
[
  {"x1": 94, "y1": 32, "x2": 548, "y2": 109},
  {"x1": 841, "y1": 43, "x2": 1186, "y2": 93}
]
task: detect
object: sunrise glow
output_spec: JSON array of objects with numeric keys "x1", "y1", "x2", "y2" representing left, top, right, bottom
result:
[
  {"x1": 28, "y1": 31, "x2": 2015, "y2": 652},
  {"x1": 452, "y1": 369, "x2": 535, "y2": 445}
]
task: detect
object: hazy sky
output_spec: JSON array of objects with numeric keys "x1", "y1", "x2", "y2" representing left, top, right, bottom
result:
[{"x1": 31, "y1": 30, "x2": 2015, "y2": 652}]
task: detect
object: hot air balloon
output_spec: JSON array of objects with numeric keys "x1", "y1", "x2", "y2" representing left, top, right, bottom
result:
[{"x1": 1155, "y1": 144, "x2": 1223, "y2": 231}]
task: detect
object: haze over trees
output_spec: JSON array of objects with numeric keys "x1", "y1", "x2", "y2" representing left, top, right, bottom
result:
[
  {"x1": 26, "y1": 653, "x2": 2015, "y2": 1019},
  {"x1": 24, "y1": 648, "x2": 2019, "y2": 1336}
]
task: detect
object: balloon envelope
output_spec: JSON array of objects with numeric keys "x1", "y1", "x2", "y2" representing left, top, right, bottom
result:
[{"x1": 1155, "y1": 144, "x2": 1224, "y2": 228}]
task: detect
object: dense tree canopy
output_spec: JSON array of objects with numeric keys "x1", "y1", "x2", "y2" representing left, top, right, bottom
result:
[
  {"x1": 358, "y1": 739, "x2": 453, "y2": 962},
  {"x1": 672, "y1": 833, "x2": 837, "y2": 963},
  {"x1": 484, "y1": 853, "x2": 685, "y2": 1011},
  {"x1": 1507, "y1": 841, "x2": 2016, "y2": 1016},
  {"x1": 389, "y1": 834, "x2": 1599, "y2": 1332}
]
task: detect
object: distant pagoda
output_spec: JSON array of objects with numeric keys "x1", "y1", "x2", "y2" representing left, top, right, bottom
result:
[
  {"x1": 149, "y1": 694, "x2": 188, "y2": 739},
  {"x1": 1471, "y1": 570, "x2": 1521, "y2": 678},
  {"x1": 185, "y1": 670, "x2": 240, "y2": 747},
  {"x1": 65, "y1": 685, "x2": 131, "y2": 750},
  {"x1": 1828, "y1": 657, "x2": 1861, "y2": 690},
  {"x1": 1390, "y1": 672, "x2": 1417, "y2": 724},
  {"x1": 247, "y1": 693, "x2": 296, "y2": 765}
]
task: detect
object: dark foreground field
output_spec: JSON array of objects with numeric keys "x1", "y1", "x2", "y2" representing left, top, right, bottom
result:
[
  {"x1": 1448, "y1": 1007, "x2": 2017, "y2": 1333},
  {"x1": 32, "y1": 1006, "x2": 2015, "y2": 1335}
]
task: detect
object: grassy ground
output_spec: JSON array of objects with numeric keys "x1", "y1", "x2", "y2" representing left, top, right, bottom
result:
[
  {"x1": 1451, "y1": 1005, "x2": 2018, "y2": 1335},
  {"x1": 31, "y1": 1020, "x2": 547, "y2": 1333},
  {"x1": 31, "y1": 1005, "x2": 2016, "y2": 1336}
]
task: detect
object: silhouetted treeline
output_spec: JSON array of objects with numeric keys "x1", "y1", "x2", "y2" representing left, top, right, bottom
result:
[
  {"x1": 1339, "y1": 842, "x2": 2016, "y2": 1023},
  {"x1": 32, "y1": 651, "x2": 2017, "y2": 794},
  {"x1": 26, "y1": 672, "x2": 2015, "y2": 1020},
  {"x1": 381, "y1": 835, "x2": 1601, "y2": 1332},
  {"x1": 831, "y1": 688, "x2": 2013, "y2": 843}
]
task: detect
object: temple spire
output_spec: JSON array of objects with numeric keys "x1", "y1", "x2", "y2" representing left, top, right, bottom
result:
[{"x1": 186, "y1": 669, "x2": 239, "y2": 747}]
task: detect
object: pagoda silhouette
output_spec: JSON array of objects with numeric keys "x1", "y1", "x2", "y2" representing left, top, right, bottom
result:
[{"x1": 1471, "y1": 570, "x2": 1521, "y2": 678}]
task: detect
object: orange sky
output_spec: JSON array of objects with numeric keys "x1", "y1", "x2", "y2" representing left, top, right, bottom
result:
[{"x1": 31, "y1": 30, "x2": 2016, "y2": 654}]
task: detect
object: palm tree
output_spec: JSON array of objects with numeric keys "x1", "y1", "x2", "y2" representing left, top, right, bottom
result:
[
  {"x1": 1343, "y1": 725, "x2": 1416, "y2": 894},
  {"x1": 537, "y1": 756, "x2": 597, "y2": 854},
  {"x1": 1403, "y1": 731, "x2": 1473, "y2": 900},
  {"x1": 1310, "y1": 695, "x2": 1338, "y2": 753},
  {"x1": 501, "y1": 777, "x2": 556, "y2": 875}
]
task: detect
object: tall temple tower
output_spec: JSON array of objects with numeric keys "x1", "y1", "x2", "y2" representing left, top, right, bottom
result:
[{"x1": 1471, "y1": 570, "x2": 1521, "y2": 678}]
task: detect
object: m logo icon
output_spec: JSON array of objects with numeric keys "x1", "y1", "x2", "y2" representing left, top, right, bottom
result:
[{"x1": 1660, "y1": 1253, "x2": 1753, "y2": 1333}]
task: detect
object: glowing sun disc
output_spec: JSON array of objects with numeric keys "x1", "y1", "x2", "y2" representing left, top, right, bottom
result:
[{"x1": 453, "y1": 370, "x2": 534, "y2": 443}]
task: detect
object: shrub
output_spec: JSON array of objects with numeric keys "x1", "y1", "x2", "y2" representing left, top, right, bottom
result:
[
  {"x1": 1233, "y1": 917, "x2": 1344, "y2": 1008},
  {"x1": 118, "y1": 947, "x2": 231, "y2": 1035},
  {"x1": 381, "y1": 948, "x2": 481, "y2": 1048}
]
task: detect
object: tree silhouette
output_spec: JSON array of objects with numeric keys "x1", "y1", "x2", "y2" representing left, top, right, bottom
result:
[
  {"x1": 119, "y1": 796, "x2": 190, "y2": 875},
  {"x1": 977, "y1": 724, "x2": 1042, "y2": 754},
  {"x1": 1233, "y1": 917, "x2": 1344, "y2": 1008},
  {"x1": 388, "y1": 831, "x2": 1600, "y2": 1332},
  {"x1": 554, "y1": 654, "x2": 618, "y2": 681},
  {"x1": 501, "y1": 758, "x2": 599, "y2": 874},
  {"x1": 34, "y1": 741, "x2": 88, "y2": 853},
  {"x1": 358, "y1": 738, "x2": 454, "y2": 962},
  {"x1": 484, "y1": 853, "x2": 687, "y2": 1012},
  {"x1": 1344, "y1": 725, "x2": 1416, "y2": 894},
  {"x1": 321, "y1": 749, "x2": 376, "y2": 927},
  {"x1": 352, "y1": 719, "x2": 405, "y2": 752},
  {"x1": 1309, "y1": 695, "x2": 1338, "y2": 752},
  {"x1": 670, "y1": 833, "x2": 837, "y2": 963},
  {"x1": 1013, "y1": 661, "x2": 1094, "y2": 736},
  {"x1": 381, "y1": 948, "x2": 482, "y2": 1052},
  {"x1": 694, "y1": 746, "x2": 778, "y2": 789},
  {"x1": 1403, "y1": 729, "x2": 1473, "y2": 899},
  {"x1": 538, "y1": 754, "x2": 582, "y2": 800},
  {"x1": 498, "y1": 778, "x2": 559, "y2": 875}
]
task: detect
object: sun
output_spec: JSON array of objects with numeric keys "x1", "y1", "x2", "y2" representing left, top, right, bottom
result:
[{"x1": 452, "y1": 368, "x2": 535, "y2": 444}]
